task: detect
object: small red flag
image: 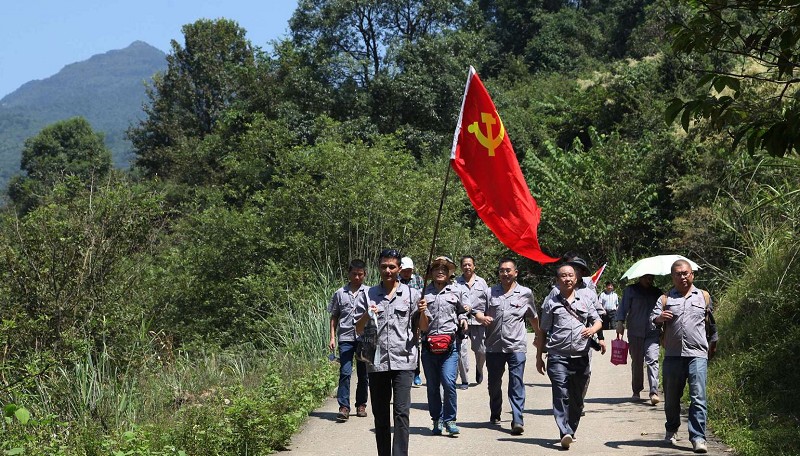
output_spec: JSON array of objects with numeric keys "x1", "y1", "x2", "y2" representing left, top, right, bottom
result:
[
  {"x1": 591, "y1": 263, "x2": 608, "y2": 286},
  {"x1": 450, "y1": 67, "x2": 558, "y2": 264}
]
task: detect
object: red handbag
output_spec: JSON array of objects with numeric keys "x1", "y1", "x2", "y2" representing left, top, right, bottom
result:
[
  {"x1": 611, "y1": 335, "x2": 629, "y2": 365},
  {"x1": 427, "y1": 334, "x2": 454, "y2": 354}
]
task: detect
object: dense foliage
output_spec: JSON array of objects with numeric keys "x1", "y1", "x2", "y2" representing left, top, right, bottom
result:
[{"x1": 1, "y1": 1, "x2": 799, "y2": 455}]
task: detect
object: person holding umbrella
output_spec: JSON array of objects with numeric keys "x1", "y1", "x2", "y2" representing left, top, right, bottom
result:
[
  {"x1": 616, "y1": 254, "x2": 700, "y2": 405},
  {"x1": 616, "y1": 273, "x2": 663, "y2": 404}
]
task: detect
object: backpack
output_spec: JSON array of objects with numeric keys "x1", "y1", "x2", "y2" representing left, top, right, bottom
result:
[{"x1": 658, "y1": 289, "x2": 711, "y2": 347}]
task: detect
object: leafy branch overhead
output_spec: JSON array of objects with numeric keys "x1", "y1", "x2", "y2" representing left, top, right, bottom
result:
[{"x1": 665, "y1": 0, "x2": 800, "y2": 157}]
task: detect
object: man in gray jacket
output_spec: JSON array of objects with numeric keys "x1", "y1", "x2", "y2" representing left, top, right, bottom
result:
[
  {"x1": 616, "y1": 274, "x2": 663, "y2": 404},
  {"x1": 652, "y1": 260, "x2": 718, "y2": 454},
  {"x1": 355, "y1": 249, "x2": 426, "y2": 456},
  {"x1": 473, "y1": 257, "x2": 542, "y2": 436},
  {"x1": 536, "y1": 263, "x2": 602, "y2": 450}
]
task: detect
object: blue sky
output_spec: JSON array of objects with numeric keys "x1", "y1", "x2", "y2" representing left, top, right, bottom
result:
[{"x1": 0, "y1": 0, "x2": 299, "y2": 98}]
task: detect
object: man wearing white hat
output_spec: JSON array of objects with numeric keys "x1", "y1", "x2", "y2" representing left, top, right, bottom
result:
[{"x1": 399, "y1": 256, "x2": 424, "y2": 386}]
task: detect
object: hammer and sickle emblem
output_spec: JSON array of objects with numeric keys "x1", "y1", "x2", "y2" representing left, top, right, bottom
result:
[{"x1": 467, "y1": 112, "x2": 505, "y2": 156}]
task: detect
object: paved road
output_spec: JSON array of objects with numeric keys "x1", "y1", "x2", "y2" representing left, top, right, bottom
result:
[{"x1": 286, "y1": 331, "x2": 730, "y2": 455}]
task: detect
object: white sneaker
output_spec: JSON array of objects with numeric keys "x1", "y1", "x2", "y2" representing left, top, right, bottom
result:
[
  {"x1": 560, "y1": 434, "x2": 574, "y2": 449},
  {"x1": 665, "y1": 431, "x2": 678, "y2": 445},
  {"x1": 693, "y1": 439, "x2": 708, "y2": 453}
]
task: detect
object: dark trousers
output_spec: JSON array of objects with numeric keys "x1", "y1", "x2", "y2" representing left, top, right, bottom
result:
[
  {"x1": 486, "y1": 351, "x2": 527, "y2": 425},
  {"x1": 368, "y1": 370, "x2": 413, "y2": 456},
  {"x1": 546, "y1": 353, "x2": 591, "y2": 438},
  {"x1": 602, "y1": 310, "x2": 616, "y2": 329}
]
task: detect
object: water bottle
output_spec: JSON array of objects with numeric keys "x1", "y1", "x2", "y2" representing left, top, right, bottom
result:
[{"x1": 328, "y1": 352, "x2": 339, "y2": 362}]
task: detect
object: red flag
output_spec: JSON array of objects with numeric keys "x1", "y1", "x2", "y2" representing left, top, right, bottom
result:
[
  {"x1": 450, "y1": 67, "x2": 558, "y2": 264},
  {"x1": 591, "y1": 263, "x2": 607, "y2": 286}
]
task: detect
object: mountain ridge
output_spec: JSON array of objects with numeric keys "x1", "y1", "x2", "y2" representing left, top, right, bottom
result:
[{"x1": 0, "y1": 41, "x2": 167, "y2": 190}]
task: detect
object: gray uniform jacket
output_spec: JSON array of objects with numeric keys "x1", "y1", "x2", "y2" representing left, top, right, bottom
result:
[
  {"x1": 354, "y1": 283, "x2": 421, "y2": 373},
  {"x1": 422, "y1": 282, "x2": 468, "y2": 337},
  {"x1": 651, "y1": 286, "x2": 718, "y2": 359},
  {"x1": 456, "y1": 274, "x2": 489, "y2": 326},
  {"x1": 616, "y1": 283, "x2": 663, "y2": 338},
  {"x1": 540, "y1": 291, "x2": 600, "y2": 356},
  {"x1": 479, "y1": 283, "x2": 538, "y2": 353},
  {"x1": 328, "y1": 283, "x2": 369, "y2": 342},
  {"x1": 547, "y1": 281, "x2": 606, "y2": 316}
]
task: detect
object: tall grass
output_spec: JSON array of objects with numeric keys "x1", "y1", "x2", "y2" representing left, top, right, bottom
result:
[
  {"x1": 2, "y1": 272, "x2": 340, "y2": 454},
  {"x1": 709, "y1": 160, "x2": 800, "y2": 456}
]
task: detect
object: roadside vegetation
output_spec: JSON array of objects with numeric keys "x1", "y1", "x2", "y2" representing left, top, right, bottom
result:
[{"x1": 2, "y1": 1, "x2": 799, "y2": 454}]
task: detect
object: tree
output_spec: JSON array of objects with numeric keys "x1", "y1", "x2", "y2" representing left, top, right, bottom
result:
[
  {"x1": 665, "y1": 0, "x2": 800, "y2": 157},
  {"x1": 129, "y1": 18, "x2": 257, "y2": 178},
  {"x1": 0, "y1": 175, "x2": 165, "y2": 378},
  {"x1": 289, "y1": 0, "x2": 469, "y2": 89},
  {"x1": 7, "y1": 117, "x2": 111, "y2": 212}
]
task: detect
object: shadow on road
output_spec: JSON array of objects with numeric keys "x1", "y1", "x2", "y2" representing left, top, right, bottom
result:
[
  {"x1": 308, "y1": 410, "x2": 339, "y2": 422},
  {"x1": 584, "y1": 396, "x2": 636, "y2": 405},
  {"x1": 409, "y1": 402, "x2": 428, "y2": 411},
  {"x1": 605, "y1": 439, "x2": 695, "y2": 452},
  {"x1": 497, "y1": 436, "x2": 561, "y2": 450},
  {"x1": 524, "y1": 407, "x2": 554, "y2": 416}
]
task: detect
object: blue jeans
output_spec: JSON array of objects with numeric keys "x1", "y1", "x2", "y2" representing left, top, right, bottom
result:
[
  {"x1": 663, "y1": 356, "x2": 708, "y2": 443},
  {"x1": 486, "y1": 351, "x2": 527, "y2": 425},
  {"x1": 337, "y1": 341, "x2": 369, "y2": 409},
  {"x1": 546, "y1": 353, "x2": 591, "y2": 437},
  {"x1": 421, "y1": 342, "x2": 459, "y2": 423}
]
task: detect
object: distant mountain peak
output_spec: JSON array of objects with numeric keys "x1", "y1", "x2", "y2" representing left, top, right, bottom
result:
[{"x1": 0, "y1": 42, "x2": 168, "y2": 187}]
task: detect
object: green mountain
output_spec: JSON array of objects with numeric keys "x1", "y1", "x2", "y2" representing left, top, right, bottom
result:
[{"x1": 0, "y1": 41, "x2": 166, "y2": 189}]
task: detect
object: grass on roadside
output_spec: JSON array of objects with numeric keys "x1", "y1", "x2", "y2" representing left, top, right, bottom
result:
[{"x1": 1, "y1": 294, "x2": 337, "y2": 455}]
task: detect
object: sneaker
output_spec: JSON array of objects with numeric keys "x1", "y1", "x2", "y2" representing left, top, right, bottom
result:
[
  {"x1": 475, "y1": 370, "x2": 484, "y2": 385},
  {"x1": 665, "y1": 431, "x2": 679, "y2": 445},
  {"x1": 692, "y1": 439, "x2": 708, "y2": 453},
  {"x1": 650, "y1": 393, "x2": 661, "y2": 405},
  {"x1": 413, "y1": 375, "x2": 422, "y2": 387},
  {"x1": 561, "y1": 434, "x2": 574, "y2": 449},
  {"x1": 337, "y1": 406, "x2": 350, "y2": 421},
  {"x1": 490, "y1": 416, "x2": 501, "y2": 425},
  {"x1": 511, "y1": 422, "x2": 524, "y2": 435},
  {"x1": 631, "y1": 393, "x2": 641, "y2": 402},
  {"x1": 356, "y1": 404, "x2": 367, "y2": 417},
  {"x1": 445, "y1": 421, "x2": 460, "y2": 436},
  {"x1": 432, "y1": 419, "x2": 443, "y2": 435},
  {"x1": 459, "y1": 383, "x2": 469, "y2": 390}
]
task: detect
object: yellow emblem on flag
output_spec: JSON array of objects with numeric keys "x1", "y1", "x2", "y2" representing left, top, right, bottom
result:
[{"x1": 467, "y1": 112, "x2": 505, "y2": 157}]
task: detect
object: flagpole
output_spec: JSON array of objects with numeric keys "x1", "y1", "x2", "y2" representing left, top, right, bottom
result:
[
  {"x1": 420, "y1": 66, "x2": 474, "y2": 288},
  {"x1": 422, "y1": 160, "x2": 452, "y2": 289}
]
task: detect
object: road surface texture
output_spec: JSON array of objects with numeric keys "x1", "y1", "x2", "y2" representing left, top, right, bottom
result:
[{"x1": 286, "y1": 331, "x2": 730, "y2": 456}]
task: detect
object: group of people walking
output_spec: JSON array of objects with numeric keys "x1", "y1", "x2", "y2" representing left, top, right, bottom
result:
[{"x1": 328, "y1": 251, "x2": 718, "y2": 455}]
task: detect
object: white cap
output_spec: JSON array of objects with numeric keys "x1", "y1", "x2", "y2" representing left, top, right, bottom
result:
[{"x1": 400, "y1": 257, "x2": 414, "y2": 270}]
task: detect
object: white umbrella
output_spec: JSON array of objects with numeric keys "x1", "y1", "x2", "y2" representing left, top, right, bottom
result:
[{"x1": 620, "y1": 255, "x2": 700, "y2": 280}]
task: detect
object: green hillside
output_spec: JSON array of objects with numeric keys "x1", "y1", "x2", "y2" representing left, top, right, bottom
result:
[
  {"x1": 0, "y1": 41, "x2": 166, "y2": 188},
  {"x1": 1, "y1": 2, "x2": 799, "y2": 455}
]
